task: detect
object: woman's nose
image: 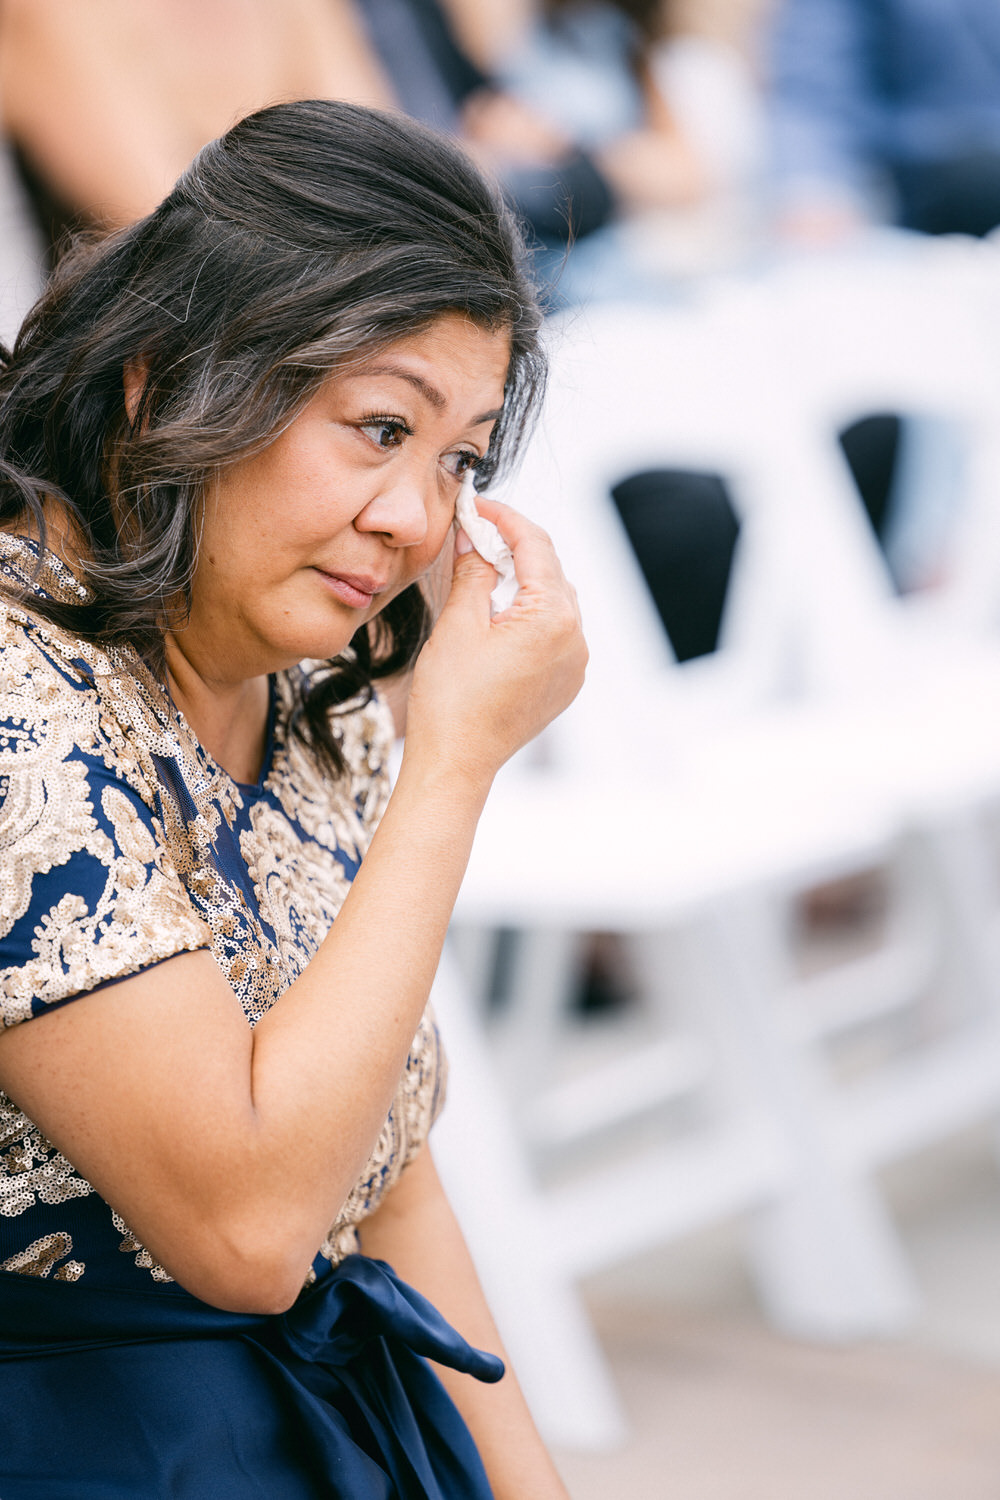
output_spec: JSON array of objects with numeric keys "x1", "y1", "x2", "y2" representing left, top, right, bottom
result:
[{"x1": 356, "y1": 471, "x2": 430, "y2": 546}]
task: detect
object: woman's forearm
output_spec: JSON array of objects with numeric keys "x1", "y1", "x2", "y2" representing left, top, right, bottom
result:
[
  {"x1": 232, "y1": 505, "x2": 586, "y2": 1289},
  {"x1": 243, "y1": 752, "x2": 491, "y2": 1244}
]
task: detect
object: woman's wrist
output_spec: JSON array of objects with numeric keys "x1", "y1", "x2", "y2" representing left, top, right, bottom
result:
[{"x1": 394, "y1": 732, "x2": 498, "y2": 814}]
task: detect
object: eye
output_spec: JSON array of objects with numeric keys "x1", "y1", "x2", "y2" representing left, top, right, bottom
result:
[
  {"x1": 358, "y1": 416, "x2": 410, "y2": 449},
  {"x1": 442, "y1": 448, "x2": 482, "y2": 479}
]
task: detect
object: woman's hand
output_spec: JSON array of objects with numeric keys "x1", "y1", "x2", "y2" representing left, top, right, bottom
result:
[{"x1": 403, "y1": 498, "x2": 587, "y2": 788}]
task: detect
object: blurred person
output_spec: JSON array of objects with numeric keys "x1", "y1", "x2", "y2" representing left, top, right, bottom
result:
[
  {"x1": 355, "y1": 0, "x2": 769, "y2": 303},
  {"x1": 764, "y1": 0, "x2": 1000, "y2": 591},
  {"x1": 0, "y1": 0, "x2": 392, "y2": 250},
  {"x1": 490, "y1": 0, "x2": 766, "y2": 297},
  {"x1": 766, "y1": 0, "x2": 1000, "y2": 242},
  {"x1": 0, "y1": 98, "x2": 585, "y2": 1497},
  {"x1": 495, "y1": 0, "x2": 708, "y2": 222},
  {"x1": 352, "y1": 0, "x2": 684, "y2": 294}
]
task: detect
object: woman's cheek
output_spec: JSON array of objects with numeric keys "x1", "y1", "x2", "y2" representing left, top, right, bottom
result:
[{"x1": 413, "y1": 537, "x2": 456, "y2": 617}]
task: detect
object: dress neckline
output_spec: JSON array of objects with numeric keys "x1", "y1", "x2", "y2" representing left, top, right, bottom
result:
[
  {"x1": 0, "y1": 530, "x2": 286, "y2": 800},
  {"x1": 232, "y1": 674, "x2": 279, "y2": 795}
]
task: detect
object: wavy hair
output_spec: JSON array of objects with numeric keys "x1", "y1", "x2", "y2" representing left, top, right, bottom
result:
[{"x1": 0, "y1": 99, "x2": 545, "y2": 772}]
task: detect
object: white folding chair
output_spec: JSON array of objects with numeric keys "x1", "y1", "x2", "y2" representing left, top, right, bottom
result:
[
  {"x1": 760, "y1": 232, "x2": 1000, "y2": 639},
  {"x1": 752, "y1": 237, "x2": 1000, "y2": 1218},
  {"x1": 435, "y1": 292, "x2": 949, "y2": 1445},
  {"x1": 437, "y1": 247, "x2": 1000, "y2": 1444}
]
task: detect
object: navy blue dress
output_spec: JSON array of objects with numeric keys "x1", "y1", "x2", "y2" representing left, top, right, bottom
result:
[{"x1": 0, "y1": 536, "x2": 499, "y2": 1497}]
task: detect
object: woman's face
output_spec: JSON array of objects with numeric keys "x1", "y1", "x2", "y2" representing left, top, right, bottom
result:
[{"x1": 178, "y1": 313, "x2": 511, "y2": 681}]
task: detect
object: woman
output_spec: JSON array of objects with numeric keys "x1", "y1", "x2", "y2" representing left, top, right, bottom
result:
[{"x1": 0, "y1": 99, "x2": 585, "y2": 1498}]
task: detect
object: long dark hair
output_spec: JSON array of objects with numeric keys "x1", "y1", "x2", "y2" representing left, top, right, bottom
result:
[{"x1": 0, "y1": 99, "x2": 545, "y2": 772}]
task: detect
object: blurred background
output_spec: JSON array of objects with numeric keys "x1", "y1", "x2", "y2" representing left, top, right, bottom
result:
[{"x1": 6, "y1": 2, "x2": 1000, "y2": 1493}]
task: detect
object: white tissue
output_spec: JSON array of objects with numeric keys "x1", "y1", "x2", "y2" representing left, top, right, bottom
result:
[{"x1": 455, "y1": 474, "x2": 518, "y2": 614}]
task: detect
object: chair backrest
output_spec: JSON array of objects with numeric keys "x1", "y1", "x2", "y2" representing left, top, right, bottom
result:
[
  {"x1": 499, "y1": 289, "x2": 897, "y2": 775},
  {"x1": 760, "y1": 235, "x2": 1000, "y2": 636},
  {"x1": 499, "y1": 238, "x2": 1000, "y2": 775}
]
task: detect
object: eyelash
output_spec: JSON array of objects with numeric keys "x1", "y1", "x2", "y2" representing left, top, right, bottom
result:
[
  {"x1": 358, "y1": 413, "x2": 411, "y2": 448},
  {"x1": 357, "y1": 413, "x2": 483, "y2": 477}
]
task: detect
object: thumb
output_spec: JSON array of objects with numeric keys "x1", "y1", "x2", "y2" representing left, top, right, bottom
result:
[{"x1": 446, "y1": 528, "x2": 497, "y2": 609}]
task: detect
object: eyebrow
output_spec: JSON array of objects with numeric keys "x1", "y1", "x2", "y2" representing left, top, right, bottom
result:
[{"x1": 362, "y1": 364, "x2": 504, "y2": 426}]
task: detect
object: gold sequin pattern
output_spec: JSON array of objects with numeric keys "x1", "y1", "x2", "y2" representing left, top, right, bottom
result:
[{"x1": 0, "y1": 536, "x2": 446, "y2": 1284}]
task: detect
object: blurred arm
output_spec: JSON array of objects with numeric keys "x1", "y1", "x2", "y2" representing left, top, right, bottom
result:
[
  {"x1": 593, "y1": 54, "x2": 708, "y2": 212},
  {"x1": 0, "y1": 0, "x2": 393, "y2": 227},
  {"x1": 436, "y1": 0, "x2": 537, "y2": 72}
]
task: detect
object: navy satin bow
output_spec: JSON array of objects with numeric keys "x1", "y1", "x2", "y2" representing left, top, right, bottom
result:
[{"x1": 0, "y1": 1255, "x2": 503, "y2": 1498}]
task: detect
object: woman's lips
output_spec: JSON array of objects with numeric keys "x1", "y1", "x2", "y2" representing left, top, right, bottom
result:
[{"x1": 315, "y1": 568, "x2": 386, "y2": 609}]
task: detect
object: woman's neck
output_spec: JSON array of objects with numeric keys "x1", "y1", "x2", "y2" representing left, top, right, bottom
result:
[{"x1": 164, "y1": 635, "x2": 271, "y2": 785}]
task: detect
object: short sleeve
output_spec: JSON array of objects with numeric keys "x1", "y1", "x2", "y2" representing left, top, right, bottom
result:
[{"x1": 0, "y1": 632, "x2": 212, "y2": 1028}]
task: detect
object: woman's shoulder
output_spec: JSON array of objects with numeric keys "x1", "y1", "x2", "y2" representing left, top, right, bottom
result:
[
  {"x1": 0, "y1": 549, "x2": 108, "y2": 729},
  {"x1": 0, "y1": 532, "x2": 105, "y2": 678},
  {"x1": 0, "y1": 536, "x2": 170, "y2": 805},
  {"x1": 0, "y1": 559, "x2": 211, "y2": 1028}
]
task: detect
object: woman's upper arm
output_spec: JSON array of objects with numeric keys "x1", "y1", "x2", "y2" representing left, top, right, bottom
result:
[
  {"x1": 0, "y1": 635, "x2": 259, "y2": 1298},
  {"x1": 0, "y1": 948, "x2": 264, "y2": 1291}
]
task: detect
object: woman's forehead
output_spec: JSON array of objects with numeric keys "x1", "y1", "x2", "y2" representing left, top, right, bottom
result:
[{"x1": 322, "y1": 317, "x2": 511, "y2": 407}]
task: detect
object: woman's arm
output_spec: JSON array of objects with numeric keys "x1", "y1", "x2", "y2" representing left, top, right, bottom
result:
[
  {"x1": 0, "y1": 506, "x2": 586, "y2": 1313},
  {"x1": 359, "y1": 1146, "x2": 571, "y2": 1500}
]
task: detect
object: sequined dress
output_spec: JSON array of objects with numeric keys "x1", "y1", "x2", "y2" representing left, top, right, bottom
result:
[{"x1": 0, "y1": 535, "x2": 494, "y2": 1500}]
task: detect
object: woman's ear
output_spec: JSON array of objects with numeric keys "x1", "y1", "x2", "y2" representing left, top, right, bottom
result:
[{"x1": 123, "y1": 356, "x2": 150, "y2": 425}]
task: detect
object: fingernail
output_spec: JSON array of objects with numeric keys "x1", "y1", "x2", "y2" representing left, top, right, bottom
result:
[{"x1": 455, "y1": 529, "x2": 473, "y2": 556}]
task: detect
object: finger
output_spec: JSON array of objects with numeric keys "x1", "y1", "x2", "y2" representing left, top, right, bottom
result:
[
  {"x1": 443, "y1": 528, "x2": 498, "y2": 614},
  {"x1": 471, "y1": 497, "x2": 568, "y2": 592},
  {"x1": 469, "y1": 496, "x2": 545, "y2": 547},
  {"x1": 472, "y1": 498, "x2": 580, "y2": 620}
]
